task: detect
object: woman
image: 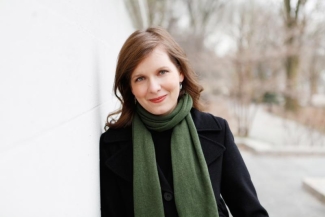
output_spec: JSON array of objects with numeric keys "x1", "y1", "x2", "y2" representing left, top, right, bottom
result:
[{"x1": 100, "y1": 27, "x2": 268, "y2": 217}]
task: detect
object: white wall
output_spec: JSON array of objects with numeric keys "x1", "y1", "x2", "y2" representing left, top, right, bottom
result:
[{"x1": 0, "y1": 0, "x2": 133, "y2": 216}]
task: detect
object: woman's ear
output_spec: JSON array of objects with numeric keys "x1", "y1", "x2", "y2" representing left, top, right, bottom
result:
[{"x1": 179, "y1": 72, "x2": 184, "y2": 82}]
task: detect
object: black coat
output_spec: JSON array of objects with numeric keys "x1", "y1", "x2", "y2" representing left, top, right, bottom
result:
[{"x1": 100, "y1": 108, "x2": 268, "y2": 217}]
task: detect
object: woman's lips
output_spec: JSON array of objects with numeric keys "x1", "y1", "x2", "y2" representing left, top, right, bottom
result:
[{"x1": 149, "y1": 95, "x2": 167, "y2": 103}]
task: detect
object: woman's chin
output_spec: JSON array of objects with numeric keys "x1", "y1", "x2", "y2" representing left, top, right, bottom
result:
[{"x1": 148, "y1": 108, "x2": 172, "y2": 116}]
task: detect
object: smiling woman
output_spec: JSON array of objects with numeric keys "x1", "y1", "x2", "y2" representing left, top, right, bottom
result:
[
  {"x1": 104, "y1": 27, "x2": 203, "y2": 129},
  {"x1": 130, "y1": 45, "x2": 184, "y2": 115},
  {"x1": 100, "y1": 27, "x2": 269, "y2": 217}
]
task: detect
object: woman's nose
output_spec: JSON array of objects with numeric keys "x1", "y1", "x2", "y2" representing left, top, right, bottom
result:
[{"x1": 148, "y1": 78, "x2": 161, "y2": 93}]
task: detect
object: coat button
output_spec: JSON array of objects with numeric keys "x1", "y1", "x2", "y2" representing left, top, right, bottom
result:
[{"x1": 163, "y1": 192, "x2": 173, "y2": 201}]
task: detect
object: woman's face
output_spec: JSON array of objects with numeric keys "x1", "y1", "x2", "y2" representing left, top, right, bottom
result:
[{"x1": 131, "y1": 46, "x2": 184, "y2": 115}]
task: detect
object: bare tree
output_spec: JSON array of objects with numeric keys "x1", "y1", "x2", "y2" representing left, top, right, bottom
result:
[
  {"x1": 124, "y1": 0, "x2": 148, "y2": 29},
  {"x1": 301, "y1": 0, "x2": 325, "y2": 101},
  {"x1": 123, "y1": 0, "x2": 181, "y2": 31},
  {"x1": 224, "y1": 0, "x2": 283, "y2": 136},
  {"x1": 282, "y1": 0, "x2": 308, "y2": 111},
  {"x1": 181, "y1": 0, "x2": 226, "y2": 50}
]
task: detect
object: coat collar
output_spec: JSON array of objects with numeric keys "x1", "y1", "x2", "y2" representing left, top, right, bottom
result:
[
  {"x1": 102, "y1": 108, "x2": 225, "y2": 190},
  {"x1": 190, "y1": 108, "x2": 222, "y2": 131}
]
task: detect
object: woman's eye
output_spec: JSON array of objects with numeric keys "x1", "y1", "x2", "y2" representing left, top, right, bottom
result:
[
  {"x1": 159, "y1": 70, "x2": 168, "y2": 75},
  {"x1": 135, "y1": 77, "x2": 144, "y2": 82}
]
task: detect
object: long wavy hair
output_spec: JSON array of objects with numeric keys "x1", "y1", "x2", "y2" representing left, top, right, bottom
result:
[{"x1": 105, "y1": 27, "x2": 203, "y2": 130}]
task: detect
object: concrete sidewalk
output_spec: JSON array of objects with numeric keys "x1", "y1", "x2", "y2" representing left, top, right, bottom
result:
[
  {"x1": 240, "y1": 151, "x2": 325, "y2": 217},
  {"x1": 236, "y1": 136, "x2": 325, "y2": 156},
  {"x1": 233, "y1": 106, "x2": 325, "y2": 216},
  {"x1": 248, "y1": 106, "x2": 325, "y2": 148},
  {"x1": 303, "y1": 178, "x2": 325, "y2": 204}
]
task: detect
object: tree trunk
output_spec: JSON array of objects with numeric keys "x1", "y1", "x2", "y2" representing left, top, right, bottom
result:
[
  {"x1": 309, "y1": 53, "x2": 318, "y2": 102},
  {"x1": 283, "y1": 0, "x2": 307, "y2": 112},
  {"x1": 284, "y1": 54, "x2": 300, "y2": 111}
]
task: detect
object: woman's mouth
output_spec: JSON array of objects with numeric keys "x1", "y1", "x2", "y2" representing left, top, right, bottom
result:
[{"x1": 149, "y1": 95, "x2": 167, "y2": 103}]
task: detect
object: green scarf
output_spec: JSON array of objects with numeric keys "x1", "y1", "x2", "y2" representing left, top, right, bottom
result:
[{"x1": 132, "y1": 94, "x2": 219, "y2": 217}]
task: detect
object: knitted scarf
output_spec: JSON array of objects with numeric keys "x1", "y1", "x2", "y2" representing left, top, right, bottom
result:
[{"x1": 132, "y1": 93, "x2": 219, "y2": 217}]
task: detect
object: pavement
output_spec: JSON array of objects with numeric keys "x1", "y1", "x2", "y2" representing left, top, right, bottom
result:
[
  {"x1": 240, "y1": 151, "x2": 325, "y2": 217},
  {"x1": 303, "y1": 178, "x2": 325, "y2": 204},
  {"x1": 232, "y1": 106, "x2": 325, "y2": 216},
  {"x1": 247, "y1": 105, "x2": 325, "y2": 148}
]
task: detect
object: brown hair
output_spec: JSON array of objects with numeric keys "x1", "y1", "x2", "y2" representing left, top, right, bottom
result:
[{"x1": 105, "y1": 27, "x2": 203, "y2": 130}]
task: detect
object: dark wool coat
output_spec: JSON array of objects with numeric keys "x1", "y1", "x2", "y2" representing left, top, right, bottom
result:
[{"x1": 100, "y1": 108, "x2": 269, "y2": 217}]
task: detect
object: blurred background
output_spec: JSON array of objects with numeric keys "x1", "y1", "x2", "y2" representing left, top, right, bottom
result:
[{"x1": 1, "y1": 0, "x2": 324, "y2": 216}]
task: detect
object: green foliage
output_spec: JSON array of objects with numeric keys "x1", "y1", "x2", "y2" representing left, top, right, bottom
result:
[{"x1": 262, "y1": 92, "x2": 281, "y2": 104}]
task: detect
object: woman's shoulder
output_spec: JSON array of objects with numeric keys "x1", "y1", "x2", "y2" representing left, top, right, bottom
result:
[
  {"x1": 100, "y1": 126, "x2": 132, "y2": 145},
  {"x1": 191, "y1": 108, "x2": 227, "y2": 132}
]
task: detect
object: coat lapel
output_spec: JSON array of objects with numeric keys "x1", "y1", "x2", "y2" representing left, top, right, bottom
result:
[
  {"x1": 103, "y1": 127, "x2": 133, "y2": 183},
  {"x1": 191, "y1": 108, "x2": 226, "y2": 165},
  {"x1": 103, "y1": 108, "x2": 226, "y2": 184}
]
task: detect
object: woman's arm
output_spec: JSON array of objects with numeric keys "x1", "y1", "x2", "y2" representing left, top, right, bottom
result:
[
  {"x1": 100, "y1": 134, "x2": 127, "y2": 217},
  {"x1": 220, "y1": 120, "x2": 268, "y2": 217}
]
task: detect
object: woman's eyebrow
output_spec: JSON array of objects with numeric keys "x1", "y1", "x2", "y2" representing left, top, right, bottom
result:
[
  {"x1": 131, "y1": 71, "x2": 144, "y2": 78},
  {"x1": 154, "y1": 66, "x2": 171, "y2": 72},
  {"x1": 157, "y1": 66, "x2": 169, "y2": 70},
  {"x1": 132, "y1": 66, "x2": 170, "y2": 78}
]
